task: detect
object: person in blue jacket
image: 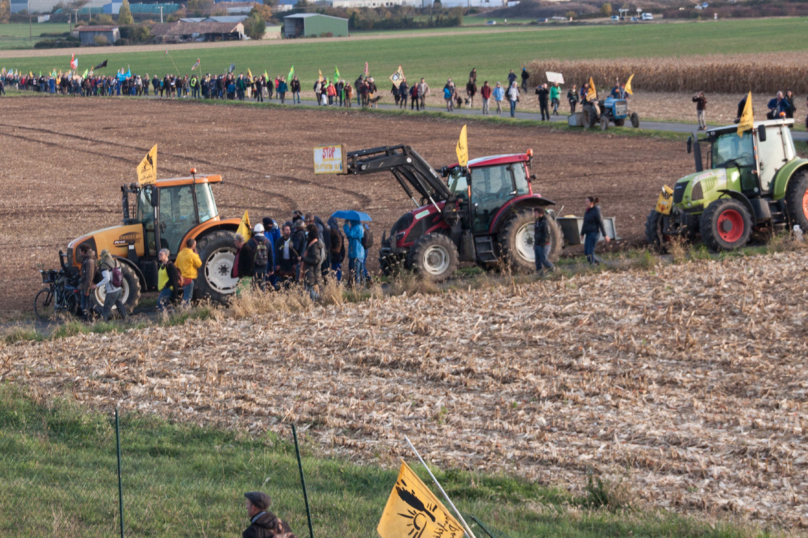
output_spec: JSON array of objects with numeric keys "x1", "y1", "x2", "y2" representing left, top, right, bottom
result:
[
  {"x1": 343, "y1": 220, "x2": 365, "y2": 286},
  {"x1": 580, "y1": 196, "x2": 610, "y2": 265},
  {"x1": 767, "y1": 92, "x2": 789, "y2": 119}
]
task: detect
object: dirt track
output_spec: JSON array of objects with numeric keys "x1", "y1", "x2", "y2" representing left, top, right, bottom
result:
[{"x1": 0, "y1": 96, "x2": 691, "y2": 314}]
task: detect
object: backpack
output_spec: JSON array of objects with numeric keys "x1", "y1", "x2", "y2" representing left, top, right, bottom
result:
[
  {"x1": 317, "y1": 241, "x2": 328, "y2": 266},
  {"x1": 101, "y1": 259, "x2": 123, "y2": 288},
  {"x1": 361, "y1": 226, "x2": 373, "y2": 249},
  {"x1": 254, "y1": 240, "x2": 269, "y2": 267}
]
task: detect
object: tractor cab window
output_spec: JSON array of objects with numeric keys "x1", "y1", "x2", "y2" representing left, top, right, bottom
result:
[
  {"x1": 447, "y1": 169, "x2": 469, "y2": 201},
  {"x1": 194, "y1": 183, "x2": 218, "y2": 223},
  {"x1": 159, "y1": 185, "x2": 199, "y2": 254},
  {"x1": 711, "y1": 132, "x2": 756, "y2": 193},
  {"x1": 712, "y1": 132, "x2": 755, "y2": 170},
  {"x1": 470, "y1": 163, "x2": 526, "y2": 232},
  {"x1": 137, "y1": 186, "x2": 157, "y2": 256}
]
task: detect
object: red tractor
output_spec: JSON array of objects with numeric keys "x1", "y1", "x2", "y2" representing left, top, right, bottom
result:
[{"x1": 344, "y1": 145, "x2": 562, "y2": 281}]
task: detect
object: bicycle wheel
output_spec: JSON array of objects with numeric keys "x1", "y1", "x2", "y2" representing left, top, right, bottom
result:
[{"x1": 34, "y1": 288, "x2": 55, "y2": 321}]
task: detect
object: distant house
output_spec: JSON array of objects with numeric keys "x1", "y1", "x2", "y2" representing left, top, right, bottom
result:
[
  {"x1": 151, "y1": 21, "x2": 245, "y2": 43},
  {"x1": 73, "y1": 25, "x2": 120, "y2": 45},
  {"x1": 283, "y1": 13, "x2": 349, "y2": 38},
  {"x1": 203, "y1": 15, "x2": 249, "y2": 23}
]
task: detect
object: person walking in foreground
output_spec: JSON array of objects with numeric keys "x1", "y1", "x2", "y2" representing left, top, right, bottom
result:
[
  {"x1": 97, "y1": 249, "x2": 127, "y2": 322},
  {"x1": 520, "y1": 67, "x2": 530, "y2": 92},
  {"x1": 536, "y1": 83, "x2": 550, "y2": 121},
  {"x1": 580, "y1": 196, "x2": 610, "y2": 265},
  {"x1": 175, "y1": 238, "x2": 202, "y2": 305},
  {"x1": 243, "y1": 492, "x2": 296, "y2": 538},
  {"x1": 692, "y1": 91, "x2": 707, "y2": 130},
  {"x1": 343, "y1": 219, "x2": 365, "y2": 286},
  {"x1": 493, "y1": 82, "x2": 504, "y2": 114},
  {"x1": 550, "y1": 82, "x2": 561, "y2": 115},
  {"x1": 507, "y1": 81, "x2": 520, "y2": 117},
  {"x1": 443, "y1": 80, "x2": 455, "y2": 112},
  {"x1": 533, "y1": 207, "x2": 554, "y2": 275}
]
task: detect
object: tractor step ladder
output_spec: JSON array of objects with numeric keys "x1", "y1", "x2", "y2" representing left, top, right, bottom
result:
[{"x1": 474, "y1": 236, "x2": 498, "y2": 263}]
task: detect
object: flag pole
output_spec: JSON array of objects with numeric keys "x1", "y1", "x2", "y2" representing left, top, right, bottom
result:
[{"x1": 404, "y1": 436, "x2": 477, "y2": 538}]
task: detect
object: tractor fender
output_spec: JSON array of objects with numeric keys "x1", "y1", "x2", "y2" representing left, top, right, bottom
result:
[
  {"x1": 772, "y1": 159, "x2": 808, "y2": 201},
  {"x1": 181, "y1": 218, "x2": 241, "y2": 247},
  {"x1": 715, "y1": 190, "x2": 756, "y2": 223},
  {"x1": 111, "y1": 255, "x2": 146, "y2": 289},
  {"x1": 488, "y1": 195, "x2": 555, "y2": 235}
]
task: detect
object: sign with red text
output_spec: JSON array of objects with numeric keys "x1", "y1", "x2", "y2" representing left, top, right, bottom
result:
[{"x1": 313, "y1": 144, "x2": 347, "y2": 174}]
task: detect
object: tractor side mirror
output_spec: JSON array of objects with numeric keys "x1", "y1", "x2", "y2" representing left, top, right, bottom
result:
[
  {"x1": 687, "y1": 136, "x2": 692, "y2": 154},
  {"x1": 529, "y1": 174, "x2": 537, "y2": 182},
  {"x1": 757, "y1": 124, "x2": 767, "y2": 142}
]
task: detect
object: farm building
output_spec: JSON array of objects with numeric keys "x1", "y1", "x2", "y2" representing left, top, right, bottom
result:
[
  {"x1": 283, "y1": 13, "x2": 348, "y2": 38},
  {"x1": 151, "y1": 21, "x2": 245, "y2": 43},
  {"x1": 72, "y1": 25, "x2": 121, "y2": 45},
  {"x1": 329, "y1": 0, "x2": 421, "y2": 6}
]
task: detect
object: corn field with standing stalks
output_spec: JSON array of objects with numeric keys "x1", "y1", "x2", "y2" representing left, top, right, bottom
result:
[{"x1": 527, "y1": 53, "x2": 808, "y2": 94}]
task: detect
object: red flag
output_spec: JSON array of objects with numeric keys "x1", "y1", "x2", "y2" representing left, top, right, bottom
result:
[
  {"x1": 364, "y1": 62, "x2": 368, "y2": 77},
  {"x1": 70, "y1": 53, "x2": 78, "y2": 70}
]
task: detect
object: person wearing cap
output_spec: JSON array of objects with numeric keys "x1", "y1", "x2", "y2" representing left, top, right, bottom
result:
[
  {"x1": 243, "y1": 491, "x2": 296, "y2": 538},
  {"x1": 533, "y1": 207, "x2": 554, "y2": 275}
]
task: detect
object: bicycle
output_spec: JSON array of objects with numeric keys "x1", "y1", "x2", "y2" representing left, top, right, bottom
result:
[{"x1": 34, "y1": 255, "x2": 82, "y2": 321}]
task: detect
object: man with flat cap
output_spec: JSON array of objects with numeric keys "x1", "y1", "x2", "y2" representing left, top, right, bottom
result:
[{"x1": 243, "y1": 491, "x2": 296, "y2": 538}]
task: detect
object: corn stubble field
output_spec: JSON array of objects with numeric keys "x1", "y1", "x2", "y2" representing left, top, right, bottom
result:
[{"x1": 2, "y1": 252, "x2": 807, "y2": 530}]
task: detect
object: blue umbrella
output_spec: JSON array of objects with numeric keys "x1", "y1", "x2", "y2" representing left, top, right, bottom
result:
[{"x1": 330, "y1": 210, "x2": 372, "y2": 222}]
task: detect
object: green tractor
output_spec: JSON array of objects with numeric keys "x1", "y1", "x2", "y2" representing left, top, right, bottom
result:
[{"x1": 646, "y1": 118, "x2": 808, "y2": 251}]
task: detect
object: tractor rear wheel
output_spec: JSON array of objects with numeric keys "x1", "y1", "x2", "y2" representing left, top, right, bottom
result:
[
  {"x1": 630, "y1": 112, "x2": 640, "y2": 128},
  {"x1": 498, "y1": 209, "x2": 562, "y2": 273},
  {"x1": 700, "y1": 199, "x2": 752, "y2": 251},
  {"x1": 409, "y1": 234, "x2": 458, "y2": 282},
  {"x1": 784, "y1": 170, "x2": 808, "y2": 231},
  {"x1": 582, "y1": 106, "x2": 597, "y2": 128},
  {"x1": 195, "y1": 230, "x2": 239, "y2": 303},
  {"x1": 91, "y1": 264, "x2": 141, "y2": 315}
]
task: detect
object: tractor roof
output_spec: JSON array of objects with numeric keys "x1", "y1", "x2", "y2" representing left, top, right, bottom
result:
[
  {"x1": 467, "y1": 153, "x2": 530, "y2": 168},
  {"x1": 152, "y1": 175, "x2": 222, "y2": 187},
  {"x1": 708, "y1": 118, "x2": 794, "y2": 136}
]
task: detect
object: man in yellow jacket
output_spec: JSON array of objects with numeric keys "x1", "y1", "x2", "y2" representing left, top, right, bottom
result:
[{"x1": 175, "y1": 238, "x2": 202, "y2": 305}]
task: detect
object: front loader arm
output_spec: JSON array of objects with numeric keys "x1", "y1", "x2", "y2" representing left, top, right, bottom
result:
[{"x1": 344, "y1": 145, "x2": 453, "y2": 207}]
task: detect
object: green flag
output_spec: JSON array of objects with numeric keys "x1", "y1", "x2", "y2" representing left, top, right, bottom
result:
[
  {"x1": 82, "y1": 68, "x2": 88, "y2": 78},
  {"x1": 39, "y1": 71, "x2": 42, "y2": 76},
  {"x1": 334, "y1": 65, "x2": 340, "y2": 82},
  {"x1": 264, "y1": 70, "x2": 268, "y2": 80},
  {"x1": 288, "y1": 66, "x2": 294, "y2": 80}
]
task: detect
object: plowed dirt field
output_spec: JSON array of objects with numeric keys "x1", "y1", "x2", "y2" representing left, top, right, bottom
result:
[{"x1": 0, "y1": 97, "x2": 691, "y2": 314}]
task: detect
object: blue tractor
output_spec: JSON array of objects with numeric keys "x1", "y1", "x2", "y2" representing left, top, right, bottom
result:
[{"x1": 582, "y1": 97, "x2": 640, "y2": 130}]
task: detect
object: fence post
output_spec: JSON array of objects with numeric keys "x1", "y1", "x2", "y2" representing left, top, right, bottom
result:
[
  {"x1": 115, "y1": 407, "x2": 125, "y2": 538},
  {"x1": 291, "y1": 424, "x2": 314, "y2": 538}
]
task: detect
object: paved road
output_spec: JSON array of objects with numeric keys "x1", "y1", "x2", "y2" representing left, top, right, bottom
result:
[{"x1": 248, "y1": 95, "x2": 808, "y2": 141}]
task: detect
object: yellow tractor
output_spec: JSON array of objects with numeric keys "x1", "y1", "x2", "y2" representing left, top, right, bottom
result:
[{"x1": 62, "y1": 172, "x2": 242, "y2": 312}]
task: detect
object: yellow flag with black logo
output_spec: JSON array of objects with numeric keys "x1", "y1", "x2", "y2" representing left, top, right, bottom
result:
[
  {"x1": 137, "y1": 144, "x2": 158, "y2": 185},
  {"x1": 737, "y1": 92, "x2": 753, "y2": 137},
  {"x1": 236, "y1": 210, "x2": 252, "y2": 241},
  {"x1": 455, "y1": 125, "x2": 468, "y2": 168},
  {"x1": 377, "y1": 461, "x2": 464, "y2": 538}
]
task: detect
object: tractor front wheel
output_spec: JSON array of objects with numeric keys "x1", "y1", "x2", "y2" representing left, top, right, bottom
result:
[
  {"x1": 91, "y1": 264, "x2": 141, "y2": 315},
  {"x1": 700, "y1": 199, "x2": 752, "y2": 251},
  {"x1": 195, "y1": 230, "x2": 239, "y2": 303},
  {"x1": 600, "y1": 116, "x2": 609, "y2": 130},
  {"x1": 630, "y1": 112, "x2": 640, "y2": 128},
  {"x1": 410, "y1": 234, "x2": 458, "y2": 283},
  {"x1": 498, "y1": 209, "x2": 562, "y2": 273},
  {"x1": 784, "y1": 170, "x2": 808, "y2": 231}
]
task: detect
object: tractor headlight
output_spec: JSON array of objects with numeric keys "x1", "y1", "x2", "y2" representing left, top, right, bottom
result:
[{"x1": 690, "y1": 182, "x2": 703, "y2": 201}]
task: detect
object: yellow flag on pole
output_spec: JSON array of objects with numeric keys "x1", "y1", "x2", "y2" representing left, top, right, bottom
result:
[
  {"x1": 737, "y1": 92, "x2": 753, "y2": 137},
  {"x1": 389, "y1": 65, "x2": 404, "y2": 88},
  {"x1": 624, "y1": 73, "x2": 634, "y2": 95},
  {"x1": 318, "y1": 69, "x2": 324, "y2": 83},
  {"x1": 236, "y1": 210, "x2": 252, "y2": 241},
  {"x1": 377, "y1": 461, "x2": 464, "y2": 538},
  {"x1": 247, "y1": 68, "x2": 253, "y2": 80},
  {"x1": 586, "y1": 76, "x2": 597, "y2": 101},
  {"x1": 137, "y1": 145, "x2": 158, "y2": 185},
  {"x1": 455, "y1": 125, "x2": 468, "y2": 167}
]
